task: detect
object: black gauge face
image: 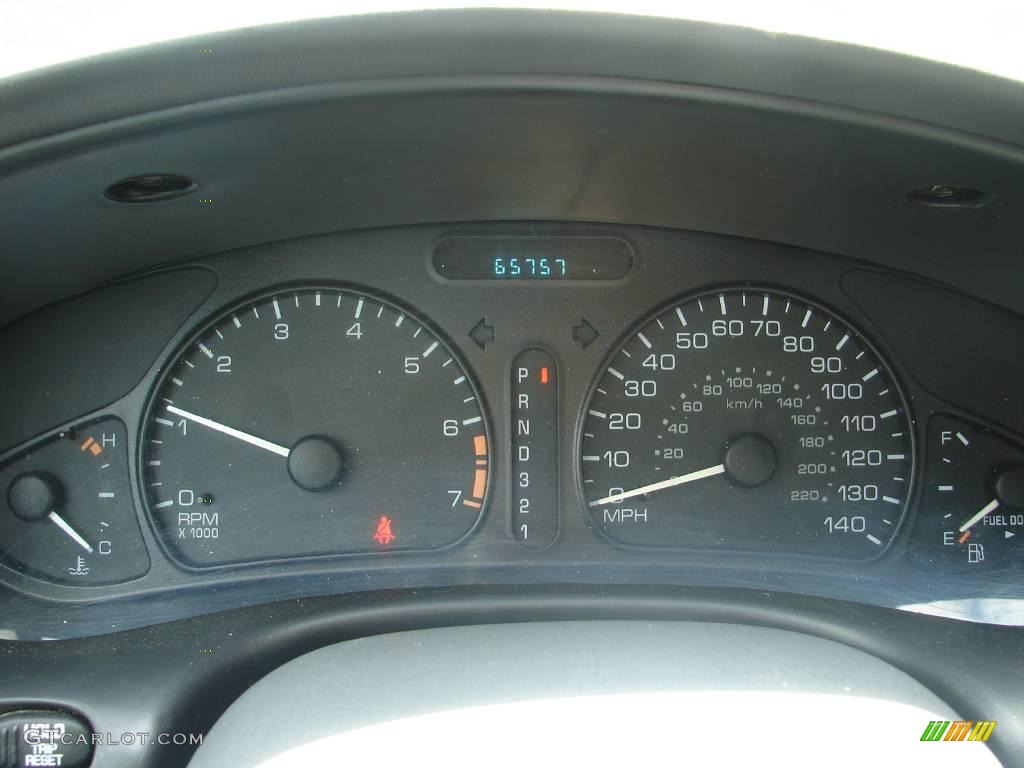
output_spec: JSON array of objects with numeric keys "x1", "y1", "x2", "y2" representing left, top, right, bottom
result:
[
  {"x1": 0, "y1": 419, "x2": 149, "y2": 585},
  {"x1": 143, "y1": 287, "x2": 489, "y2": 566},
  {"x1": 579, "y1": 289, "x2": 914, "y2": 559},
  {"x1": 914, "y1": 415, "x2": 1024, "y2": 571}
]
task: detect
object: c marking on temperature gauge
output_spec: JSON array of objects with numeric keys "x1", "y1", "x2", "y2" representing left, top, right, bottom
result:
[{"x1": 511, "y1": 349, "x2": 559, "y2": 548}]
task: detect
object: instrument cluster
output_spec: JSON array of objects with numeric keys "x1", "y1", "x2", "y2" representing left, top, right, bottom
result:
[{"x1": 1, "y1": 223, "x2": 1022, "y2": 637}]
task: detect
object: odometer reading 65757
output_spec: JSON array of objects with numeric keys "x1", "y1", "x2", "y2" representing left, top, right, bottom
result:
[{"x1": 579, "y1": 289, "x2": 914, "y2": 558}]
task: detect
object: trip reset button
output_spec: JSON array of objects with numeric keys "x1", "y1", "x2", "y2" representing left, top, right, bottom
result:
[{"x1": 0, "y1": 710, "x2": 93, "y2": 767}]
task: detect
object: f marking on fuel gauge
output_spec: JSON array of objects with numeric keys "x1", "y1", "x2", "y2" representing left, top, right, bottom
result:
[{"x1": 511, "y1": 349, "x2": 559, "y2": 548}]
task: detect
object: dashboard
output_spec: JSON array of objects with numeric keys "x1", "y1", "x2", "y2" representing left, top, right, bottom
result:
[
  {"x1": 3, "y1": 221, "x2": 1024, "y2": 637},
  {"x1": 0, "y1": 10, "x2": 1022, "y2": 767}
]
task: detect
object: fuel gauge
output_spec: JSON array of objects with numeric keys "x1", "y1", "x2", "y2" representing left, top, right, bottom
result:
[{"x1": 915, "y1": 415, "x2": 1024, "y2": 570}]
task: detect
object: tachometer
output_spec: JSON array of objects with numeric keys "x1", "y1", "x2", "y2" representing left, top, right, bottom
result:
[
  {"x1": 142, "y1": 287, "x2": 489, "y2": 566},
  {"x1": 579, "y1": 288, "x2": 914, "y2": 558}
]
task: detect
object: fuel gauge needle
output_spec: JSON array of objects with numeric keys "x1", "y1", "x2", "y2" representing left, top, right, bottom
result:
[
  {"x1": 166, "y1": 405, "x2": 291, "y2": 458},
  {"x1": 588, "y1": 464, "x2": 726, "y2": 506},
  {"x1": 958, "y1": 498, "x2": 1000, "y2": 541},
  {"x1": 48, "y1": 511, "x2": 94, "y2": 553}
]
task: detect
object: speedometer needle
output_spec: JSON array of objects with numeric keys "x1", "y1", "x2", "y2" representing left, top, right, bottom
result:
[
  {"x1": 588, "y1": 464, "x2": 726, "y2": 507},
  {"x1": 166, "y1": 405, "x2": 291, "y2": 458},
  {"x1": 958, "y1": 498, "x2": 1000, "y2": 535}
]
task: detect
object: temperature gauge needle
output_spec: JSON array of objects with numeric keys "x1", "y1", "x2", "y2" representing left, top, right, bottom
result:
[
  {"x1": 48, "y1": 511, "x2": 93, "y2": 553},
  {"x1": 588, "y1": 464, "x2": 726, "y2": 506},
  {"x1": 166, "y1": 406, "x2": 291, "y2": 458},
  {"x1": 958, "y1": 498, "x2": 1000, "y2": 536}
]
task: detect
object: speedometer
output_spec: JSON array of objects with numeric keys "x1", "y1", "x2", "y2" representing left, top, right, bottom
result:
[{"x1": 579, "y1": 288, "x2": 914, "y2": 558}]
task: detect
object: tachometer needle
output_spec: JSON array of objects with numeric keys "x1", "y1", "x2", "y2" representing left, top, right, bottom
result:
[
  {"x1": 48, "y1": 511, "x2": 93, "y2": 553},
  {"x1": 166, "y1": 405, "x2": 291, "y2": 458},
  {"x1": 588, "y1": 464, "x2": 726, "y2": 507},
  {"x1": 958, "y1": 498, "x2": 1000, "y2": 534}
]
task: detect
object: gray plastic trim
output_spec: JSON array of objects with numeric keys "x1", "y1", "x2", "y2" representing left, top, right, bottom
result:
[
  {"x1": 3, "y1": 11, "x2": 1023, "y2": 150},
  {"x1": 189, "y1": 621, "x2": 993, "y2": 767}
]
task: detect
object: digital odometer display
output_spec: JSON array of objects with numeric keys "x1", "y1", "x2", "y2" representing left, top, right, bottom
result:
[
  {"x1": 433, "y1": 236, "x2": 633, "y2": 280},
  {"x1": 579, "y1": 288, "x2": 914, "y2": 559},
  {"x1": 142, "y1": 287, "x2": 490, "y2": 566}
]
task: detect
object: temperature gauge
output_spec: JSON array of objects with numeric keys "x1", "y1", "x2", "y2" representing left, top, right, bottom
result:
[
  {"x1": 0, "y1": 418, "x2": 149, "y2": 584},
  {"x1": 915, "y1": 414, "x2": 1024, "y2": 570}
]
